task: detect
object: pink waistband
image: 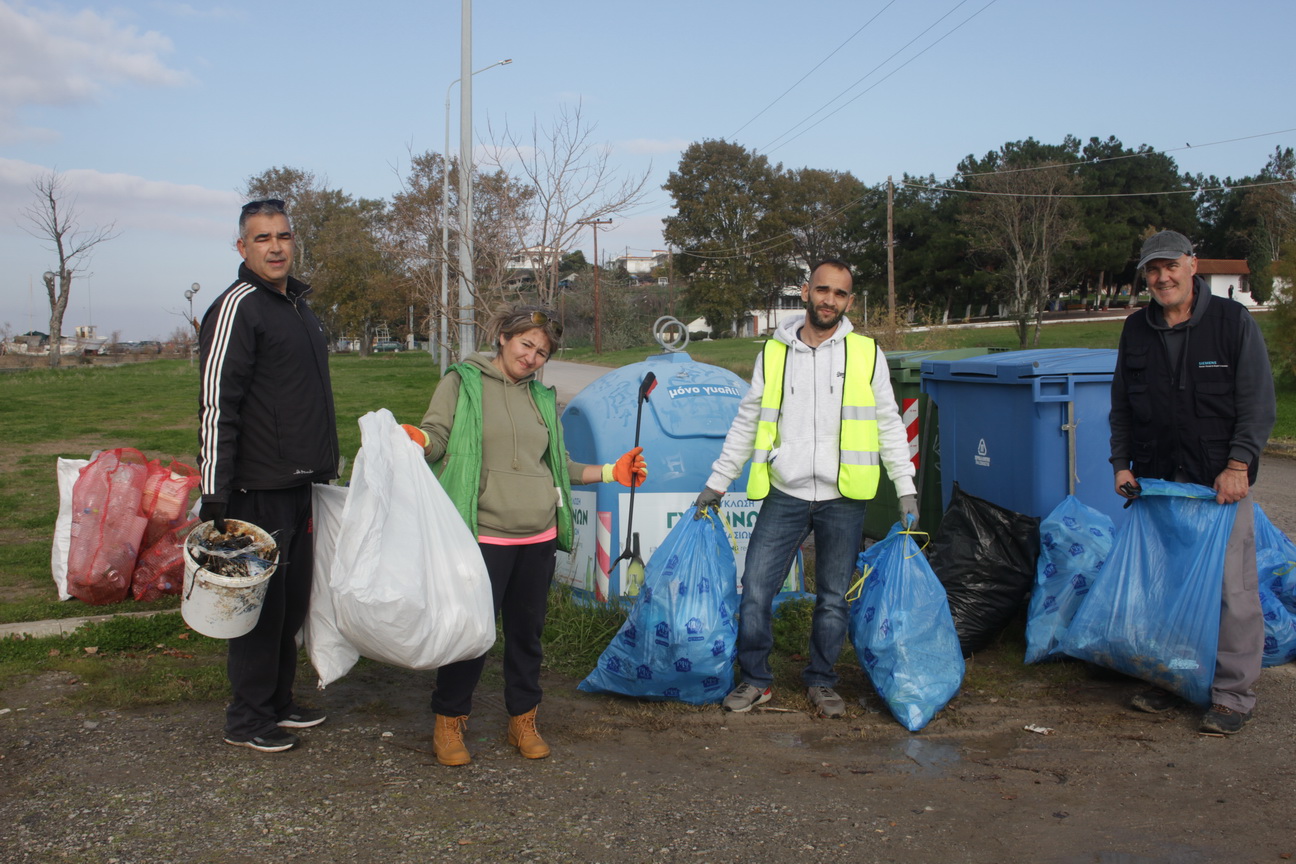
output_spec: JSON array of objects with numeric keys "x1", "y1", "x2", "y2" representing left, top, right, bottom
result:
[{"x1": 478, "y1": 526, "x2": 558, "y2": 546}]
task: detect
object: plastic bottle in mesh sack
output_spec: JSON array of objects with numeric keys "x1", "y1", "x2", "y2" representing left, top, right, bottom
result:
[
  {"x1": 67, "y1": 449, "x2": 149, "y2": 605},
  {"x1": 131, "y1": 517, "x2": 198, "y2": 602}
]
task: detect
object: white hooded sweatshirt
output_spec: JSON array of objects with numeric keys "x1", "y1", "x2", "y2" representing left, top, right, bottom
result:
[{"x1": 705, "y1": 314, "x2": 916, "y2": 503}]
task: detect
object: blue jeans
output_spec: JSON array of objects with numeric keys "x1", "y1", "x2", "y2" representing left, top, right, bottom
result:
[{"x1": 736, "y1": 487, "x2": 867, "y2": 690}]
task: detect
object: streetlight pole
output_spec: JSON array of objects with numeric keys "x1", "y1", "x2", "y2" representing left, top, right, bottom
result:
[
  {"x1": 438, "y1": 57, "x2": 512, "y2": 377},
  {"x1": 457, "y1": 0, "x2": 476, "y2": 364},
  {"x1": 184, "y1": 282, "x2": 200, "y2": 366},
  {"x1": 577, "y1": 219, "x2": 612, "y2": 353}
]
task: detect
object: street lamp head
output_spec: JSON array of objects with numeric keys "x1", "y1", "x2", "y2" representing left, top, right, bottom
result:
[
  {"x1": 184, "y1": 290, "x2": 194, "y2": 300},
  {"x1": 191, "y1": 282, "x2": 200, "y2": 293}
]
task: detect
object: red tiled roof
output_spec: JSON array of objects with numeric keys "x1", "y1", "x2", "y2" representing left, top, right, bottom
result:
[{"x1": 1196, "y1": 258, "x2": 1250, "y2": 275}]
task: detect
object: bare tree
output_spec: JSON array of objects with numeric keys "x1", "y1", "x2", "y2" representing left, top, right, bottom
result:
[
  {"x1": 22, "y1": 171, "x2": 119, "y2": 367},
  {"x1": 484, "y1": 102, "x2": 652, "y2": 307},
  {"x1": 962, "y1": 161, "x2": 1084, "y2": 347},
  {"x1": 389, "y1": 150, "x2": 535, "y2": 358}
]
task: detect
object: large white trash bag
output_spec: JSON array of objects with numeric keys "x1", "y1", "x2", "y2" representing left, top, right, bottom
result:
[
  {"x1": 306, "y1": 483, "x2": 361, "y2": 685},
  {"x1": 308, "y1": 409, "x2": 495, "y2": 687},
  {"x1": 52, "y1": 457, "x2": 90, "y2": 601}
]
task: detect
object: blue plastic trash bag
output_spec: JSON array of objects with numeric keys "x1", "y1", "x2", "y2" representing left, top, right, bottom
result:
[
  {"x1": 1255, "y1": 505, "x2": 1296, "y2": 615},
  {"x1": 849, "y1": 523, "x2": 964, "y2": 731},
  {"x1": 1024, "y1": 496, "x2": 1115, "y2": 664},
  {"x1": 1061, "y1": 479, "x2": 1234, "y2": 706},
  {"x1": 1254, "y1": 504, "x2": 1296, "y2": 666},
  {"x1": 1259, "y1": 581, "x2": 1296, "y2": 666},
  {"x1": 579, "y1": 506, "x2": 738, "y2": 705}
]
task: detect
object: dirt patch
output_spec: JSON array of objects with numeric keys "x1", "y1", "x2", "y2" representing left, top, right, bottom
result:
[{"x1": 2, "y1": 654, "x2": 1295, "y2": 864}]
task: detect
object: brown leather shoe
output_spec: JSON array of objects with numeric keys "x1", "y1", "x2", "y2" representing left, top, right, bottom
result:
[
  {"x1": 507, "y1": 707, "x2": 551, "y2": 759},
  {"x1": 433, "y1": 714, "x2": 471, "y2": 766}
]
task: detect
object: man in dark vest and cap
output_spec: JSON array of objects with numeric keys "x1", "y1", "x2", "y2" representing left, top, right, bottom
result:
[{"x1": 1110, "y1": 229, "x2": 1275, "y2": 735}]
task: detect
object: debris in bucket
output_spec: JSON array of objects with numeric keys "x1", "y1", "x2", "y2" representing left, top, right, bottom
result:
[{"x1": 192, "y1": 528, "x2": 278, "y2": 580}]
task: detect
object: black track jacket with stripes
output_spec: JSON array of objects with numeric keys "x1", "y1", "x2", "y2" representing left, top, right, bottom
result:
[{"x1": 198, "y1": 264, "x2": 339, "y2": 504}]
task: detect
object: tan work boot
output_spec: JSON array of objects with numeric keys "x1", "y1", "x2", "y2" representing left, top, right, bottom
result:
[
  {"x1": 507, "y1": 707, "x2": 551, "y2": 759},
  {"x1": 432, "y1": 714, "x2": 471, "y2": 766}
]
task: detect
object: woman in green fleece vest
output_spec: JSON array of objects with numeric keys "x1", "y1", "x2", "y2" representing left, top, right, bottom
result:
[{"x1": 402, "y1": 306, "x2": 645, "y2": 766}]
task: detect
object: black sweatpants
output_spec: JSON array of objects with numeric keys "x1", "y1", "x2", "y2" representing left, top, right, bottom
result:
[
  {"x1": 431, "y1": 539, "x2": 557, "y2": 718},
  {"x1": 223, "y1": 484, "x2": 314, "y2": 738}
]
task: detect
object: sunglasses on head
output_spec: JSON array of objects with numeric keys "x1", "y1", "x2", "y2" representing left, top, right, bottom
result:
[
  {"x1": 525, "y1": 309, "x2": 563, "y2": 337},
  {"x1": 241, "y1": 198, "x2": 286, "y2": 214}
]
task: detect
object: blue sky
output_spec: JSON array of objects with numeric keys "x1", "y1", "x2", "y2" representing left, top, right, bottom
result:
[{"x1": 2, "y1": 0, "x2": 1294, "y2": 341}]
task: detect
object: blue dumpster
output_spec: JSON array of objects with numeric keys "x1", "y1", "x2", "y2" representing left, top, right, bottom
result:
[
  {"x1": 863, "y1": 347, "x2": 997, "y2": 540},
  {"x1": 558, "y1": 351, "x2": 804, "y2": 602},
  {"x1": 921, "y1": 348, "x2": 1126, "y2": 530}
]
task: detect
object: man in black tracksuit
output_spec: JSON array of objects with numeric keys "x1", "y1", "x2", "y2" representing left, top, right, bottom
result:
[
  {"x1": 1110, "y1": 229, "x2": 1275, "y2": 736},
  {"x1": 199, "y1": 199, "x2": 339, "y2": 752}
]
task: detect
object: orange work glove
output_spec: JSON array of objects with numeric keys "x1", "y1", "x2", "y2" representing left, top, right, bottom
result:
[
  {"x1": 602, "y1": 446, "x2": 647, "y2": 487},
  {"x1": 401, "y1": 423, "x2": 430, "y2": 449}
]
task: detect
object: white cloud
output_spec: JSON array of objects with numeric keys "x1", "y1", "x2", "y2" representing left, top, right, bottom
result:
[
  {"x1": 0, "y1": 1, "x2": 190, "y2": 120},
  {"x1": 150, "y1": 1, "x2": 244, "y2": 21},
  {"x1": 0, "y1": 157, "x2": 240, "y2": 238},
  {"x1": 619, "y1": 138, "x2": 691, "y2": 156}
]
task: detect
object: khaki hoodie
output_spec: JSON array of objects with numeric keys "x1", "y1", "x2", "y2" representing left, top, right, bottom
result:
[{"x1": 419, "y1": 353, "x2": 591, "y2": 540}]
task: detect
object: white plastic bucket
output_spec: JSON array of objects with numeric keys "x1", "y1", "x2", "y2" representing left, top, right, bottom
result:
[{"x1": 182, "y1": 519, "x2": 278, "y2": 639}]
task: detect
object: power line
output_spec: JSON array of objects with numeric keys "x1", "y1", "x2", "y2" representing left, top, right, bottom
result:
[
  {"x1": 672, "y1": 129, "x2": 1296, "y2": 262},
  {"x1": 903, "y1": 176, "x2": 1296, "y2": 199},
  {"x1": 759, "y1": 0, "x2": 971, "y2": 154},
  {"x1": 938, "y1": 127, "x2": 1296, "y2": 183},
  {"x1": 728, "y1": 0, "x2": 899, "y2": 141},
  {"x1": 761, "y1": 0, "x2": 997, "y2": 156}
]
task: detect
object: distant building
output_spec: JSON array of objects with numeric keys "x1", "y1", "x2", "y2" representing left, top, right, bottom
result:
[
  {"x1": 1195, "y1": 259, "x2": 1257, "y2": 307},
  {"x1": 507, "y1": 246, "x2": 560, "y2": 272},
  {"x1": 612, "y1": 250, "x2": 670, "y2": 278},
  {"x1": 686, "y1": 285, "x2": 805, "y2": 337}
]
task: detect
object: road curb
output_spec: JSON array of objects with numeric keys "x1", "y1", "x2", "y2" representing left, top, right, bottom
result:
[{"x1": 0, "y1": 609, "x2": 174, "y2": 640}]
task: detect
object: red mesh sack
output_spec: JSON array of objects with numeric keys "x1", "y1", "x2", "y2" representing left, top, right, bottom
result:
[
  {"x1": 67, "y1": 448, "x2": 149, "y2": 605},
  {"x1": 131, "y1": 517, "x2": 198, "y2": 602},
  {"x1": 139, "y1": 460, "x2": 201, "y2": 549}
]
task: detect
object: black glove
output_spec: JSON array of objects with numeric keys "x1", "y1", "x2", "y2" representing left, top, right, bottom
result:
[
  {"x1": 694, "y1": 488, "x2": 723, "y2": 519},
  {"x1": 200, "y1": 501, "x2": 227, "y2": 534}
]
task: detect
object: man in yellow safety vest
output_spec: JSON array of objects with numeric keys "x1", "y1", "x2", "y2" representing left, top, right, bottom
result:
[{"x1": 695, "y1": 258, "x2": 918, "y2": 717}]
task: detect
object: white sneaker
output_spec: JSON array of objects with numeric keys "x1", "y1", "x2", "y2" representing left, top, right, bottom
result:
[{"x1": 723, "y1": 682, "x2": 772, "y2": 712}]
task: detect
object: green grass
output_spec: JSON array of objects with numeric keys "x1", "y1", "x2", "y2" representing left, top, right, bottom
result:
[
  {"x1": 0, "y1": 353, "x2": 443, "y2": 621},
  {"x1": 0, "y1": 612, "x2": 227, "y2": 705}
]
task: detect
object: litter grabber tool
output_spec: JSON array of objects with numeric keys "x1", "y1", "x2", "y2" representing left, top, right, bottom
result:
[{"x1": 614, "y1": 371, "x2": 657, "y2": 595}]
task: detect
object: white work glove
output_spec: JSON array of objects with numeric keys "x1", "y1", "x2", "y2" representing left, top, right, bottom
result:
[{"x1": 899, "y1": 494, "x2": 919, "y2": 530}]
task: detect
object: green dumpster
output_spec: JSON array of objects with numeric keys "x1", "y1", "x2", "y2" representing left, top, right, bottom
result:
[{"x1": 864, "y1": 347, "x2": 995, "y2": 540}]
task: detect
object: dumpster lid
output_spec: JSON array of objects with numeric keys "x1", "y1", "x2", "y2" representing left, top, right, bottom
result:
[{"x1": 922, "y1": 348, "x2": 1117, "y2": 381}]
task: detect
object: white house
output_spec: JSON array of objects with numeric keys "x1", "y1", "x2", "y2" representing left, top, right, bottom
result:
[
  {"x1": 686, "y1": 285, "x2": 805, "y2": 337},
  {"x1": 1196, "y1": 259, "x2": 1256, "y2": 307},
  {"x1": 612, "y1": 250, "x2": 669, "y2": 277},
  {"x1": 507, "y1": 246, "x2": 560, "y2": 274}
]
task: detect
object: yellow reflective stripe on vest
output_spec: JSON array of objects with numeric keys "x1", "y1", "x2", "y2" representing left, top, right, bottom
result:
[
  {"x1": 838, "y1": 332, "x2": 880, "y2": 499},
  {"x1": 747, "y1": 343, "x2": 787, "y2": 499},
  {"x1": 747, "y1": 333, "x2": 880, "y2": 501}
]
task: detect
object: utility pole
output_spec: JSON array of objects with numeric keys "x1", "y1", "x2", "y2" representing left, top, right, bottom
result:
[
  {"x1": 887, "y1": 175, "x2": 896, "y2": 316},
  {"x1": 668, "y1": 247, "x2": 675, "y2": 317},
  {"x1": 578, "y1": 218, "x2": 612, "y2": 353},
  {"x1": 457, "y1": 0, "x2": 476, "y2": 361}
]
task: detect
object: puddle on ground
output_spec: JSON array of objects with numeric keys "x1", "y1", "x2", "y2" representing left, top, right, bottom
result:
[
  {"x1": 1050, "y1": 843, "x2": 1214, "y2": 864},
  {"x1": 764, "y1": 727, "x2": 1029, "y2": 779}
]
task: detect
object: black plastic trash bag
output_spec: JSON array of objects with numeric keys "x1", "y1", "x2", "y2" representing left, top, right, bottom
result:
[{"x1": 926, "y1": 484, "x2": 1040, "y2": 657}]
